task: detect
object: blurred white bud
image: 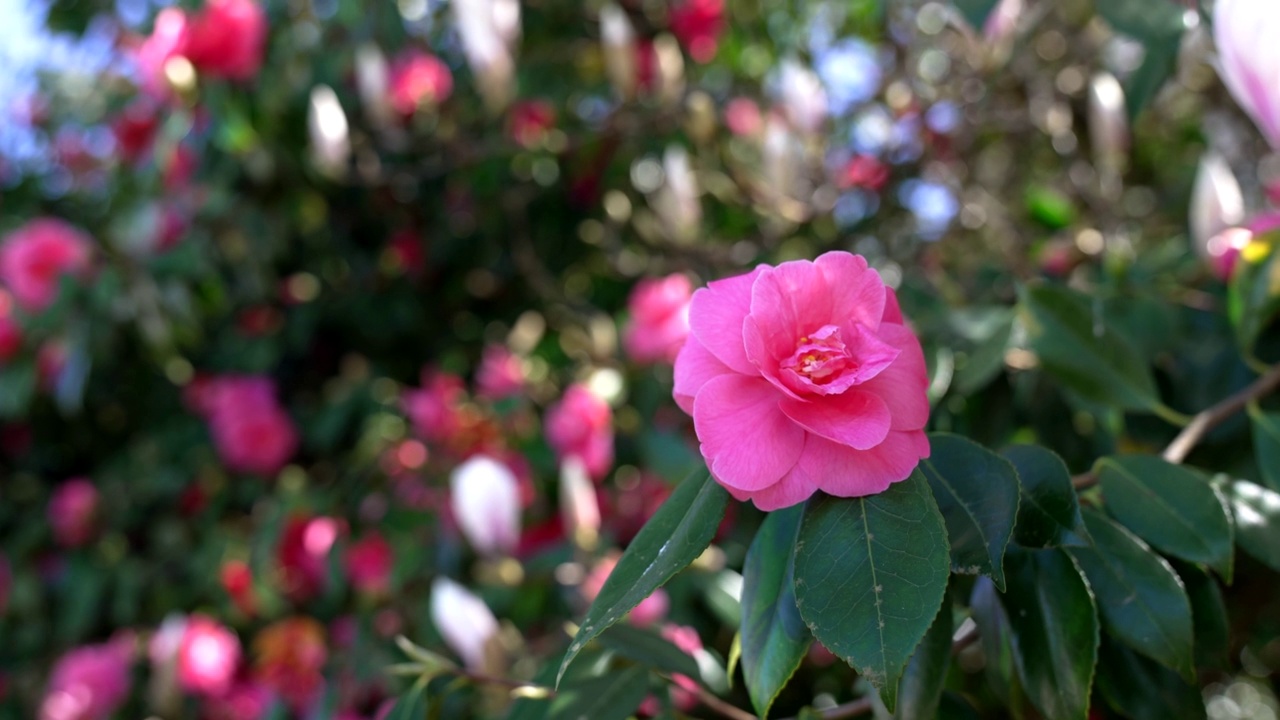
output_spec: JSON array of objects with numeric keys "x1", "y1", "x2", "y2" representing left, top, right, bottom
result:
[
  {"x1": 601, "y1": 3, "x2": 638, "y2": 100},
  {"x1": 983, "y1": 0, "x2": 1024, "y2": 44},
  {"x1": 651, "y1": 145, "x2": 701, "y2": 243},
  {"x1": 654, "y1": 34, "x2": 685, "y2": 106},
  {"x1": 450, "y1": 455, "x2": 522, "y2": 556},
  {"x1": 355, "y1": 44, "x2": 392, "y2": 129},
  {"x1": 430, "y1": 577, "x2": 500, "y2": 669},
  {"x1": 307, "y1": 85, "x2": 350, "y2": 179},
  {"x1": 559, "y1": 457, "x2": 600, "y2": 550},
  {"x1": 1087, "y1": 72, "x2": 1128, "y2": 180},
  {"x1": 1190, "y1": 152, "x2": 1245, "y2": 264},
  {"x1": 1214, "y1": 0, "x2": 1280, "y2": 150},
  {"x1": 455, "y1": 0, "x2": 519, "y2": 111},
  {"x1": 773, "y1": 59, "x2": 827, "y2": 135}
]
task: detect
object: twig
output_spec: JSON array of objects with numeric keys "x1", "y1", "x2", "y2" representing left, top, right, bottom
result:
[
  {"x1": 1073, "y1": 363, "x2": 1280, "y2": 489},
  {"x1": 778, "y1": 697, "x2": 875, "y2": 720},
  {"x1": 688, "y1": 683, "x2": 758, "y2": 720}
]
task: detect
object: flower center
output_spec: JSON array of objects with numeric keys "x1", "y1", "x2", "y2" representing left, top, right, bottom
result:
[{"x1": 781, "y1": 325, "x2": 857, "y2": 387}]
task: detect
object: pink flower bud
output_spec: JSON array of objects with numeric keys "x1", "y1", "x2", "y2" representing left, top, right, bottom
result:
[
  {"x1": 507, "y1": 100, "x2": 556, "y2": 149},
  {"x1": 622, "y1": 274, "x2": 692, "y2": 364},
  {"x1": 388, "y1": 50, "x2": 453, "y2": 116},
  {"x1": 403, "y1": 370, "x2": 467, "y2": 444},
  {"x1": 1191, "y1": 152, "x2": 1245, "y2": 271},
  {"x1": 559, "y1": 458, "x2": 601, "y2": 548},
  {"x1": 0, "y1": 218, "x2": 93, "y2": 313},
  {"x1": 669, "y1": 0, "x2": 724, "y2": 63},
  {"x1": 345, "y1": 533, "x2": 395, "y2": 595},
  {"x1": 133, "y1": 8, "x2": 189, "y2": 97},
  {"x1": 198, "y1": 375, "x2": 298, "y2": 476},
  {"x1": 982, "y1": 0, "x2": 1024, "y2": 43},
  {"x1": 182, "y1": 0, "x2": 269, "y2": 81},
  {"x1": 48, "y1": 478, "x2": 99, "y2": 548},
  {"x1": 545, "y1": 384, "x2": 614, "y2": 481},
  {"x1": 475, "y1": 345, "x2": 525, "y2": 399},
  {"x1": 1214, "y1": 0, "x2": 1280, "y2": 150},
  {"x1": 40, "y1": 638, "x2": 133, "y2": 720},
  {"x1": 177, "y1": 615, "x2": 241, "y2": 697},
  {"x1": 450, "y1": 455, "x2": 522, "y2": 556},
  {"x1": 430, "y1": 577, "x2": 499, "y2": 669},
  {"x1": 277, "y1": 515, "x2": 344, "y2": 602},
  {"x1": 724, "y1": 97, "x2": 762, "y2": 137}
]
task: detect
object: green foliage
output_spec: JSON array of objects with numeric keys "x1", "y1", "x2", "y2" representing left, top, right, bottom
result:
[
  {"x1": 1002, "y1": 444, "x2": 1090, "y2": 548},
  {"x1": 547, "y1": 666, "x2": 650, "y2": 720},
  {"x1": 894, "y1": 601, "x2": 952, "y2": 720}
]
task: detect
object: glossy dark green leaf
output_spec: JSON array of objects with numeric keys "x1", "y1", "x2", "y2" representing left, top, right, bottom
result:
[
  {"x1": 1098, "y1": 456, "x2": 1234, "y2": 581},
  {"x1": 1171, "y1": 561, "x2": 1229, "y2": 670},
  {"x1": 595, "y1": 624, "x2": 701, "y2": 681},
  {"x1": 1002, "y1": 444, "x2": 1090, "y2": 548},
  {"x1": 999, "y1": 549, "x2": 1098, "y2": 720},
  {"x1": 950, "y1": 0, "x2": 1001, "y2": 29},
  {"x1": 1018, "y1": 283, "x2": 1160, "y2": 412},
  {"x1": 1225, "y1": 479, "x2": 1280, "y2": 572},
  {"x1": 951, "y1": 307, "x2": 1014, "y2": 395},
  {"x1": 548, "y1": 665, "x2": 649, "y2": 720},
  {"x1": 1096, "y1": 0, "x2": 1186, "y2": 40},
  {"x1": 740, "y1": 505, "x2": 811, "y2": 718},
  {"x1": 1228, "y1": 241, "x2": 1280, "y2": 354},
  {"x1": 969, "y1": 577, "x2": 1023, "y2": 707},
  {"x1": 1096, "y1": 636, "x2": 1205, "y2": 720},
  {"x1": 1123, "y1": 36, "x2": 1180, "y2": 120},
  {"x1": 1248, "y1": 404, "x2": 1280, "y2": 491},
  {"x1": 895, "y1": 599, "x2": 952, "y2": 720},
  {"x1": 920, "y1": 434, "x2": 1020, "y2": 588},
  {"x1": 794, "y1": 471, "x2": 950, "y2": 712},
  {"x1": 1067, "y1": 510, "x2": 1194, "y2": 679},
  {"x1": 558, "y1": 473, "x2": 728, "y2": 685},
  {"x1": 938, "y1": 692, "x2": 983, "y2": 720}
]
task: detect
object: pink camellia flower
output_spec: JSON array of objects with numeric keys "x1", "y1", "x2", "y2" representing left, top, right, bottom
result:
[
  {"x1": 344, "y1": 533, "x2": 394, "y2": 595},
  {"x1": 134, "y1": 8, "x2": 189, "y2": 96},
  {"x1": 623, "y1": 274, "x2": 693, "y2": 364},
  {"x1": 278, "y1": 515, "x2": 344, "y2": 601},
  {"x1": 0, "y1": 218, "x2": 93, "y2": 312},
  {"x1": 475, "y1": 344, "x2": 524, "y2": 399},
  {"x1": 669, "y1": 0, "x2": 724, "y2": 63},
  {"x1": 450, "y1": 455, "x2": 522, "y2": 556},
  {"x1": 673, "y1": 252, "x2": 930, "y2": 510},
  {"x1": 430, "y1": 577, "x2": 499, "y2": 670},
  {"x1": 507, "y1": 100, "x2": 556, "y2": 148},
  {"x1": 403, "y1": 370, "x2": 466, "y2": 444},
  {"x1": 48, "y1": 479, "x2": 99, "y2": 548},
  {"x1": 388, "y1": 50, "x2": 453, "y2": 116},
  {"x1": 177, "y1": 615, "x2": 242, "y2": 697},
  {"x1": 724, "y1": 97, "x2": 762, "y2": 137},
  {"x1": 581, "y1": 555, "x2": 669, "y2": 627},
  {"x1": 0, "y1": 290, "x2": 22, "y2": 362},
  {"x1": 196, "y1": 376, "x2": 298, "y2": 476},
  {"x1": 182, "y1": 0, "x2": 269, "y2": 81},
  {"x1": 202, "y1": 680, "x2": 273, "y2": 720},
  {"x1": 545, "y1": 384, "x2": 614, "y2": 481},
  {"x1": 1214, "y1": 0, "x2": 1280, "y2": 150},
  {"x1": 39, "y1": 638, "x2": 133, "y2": 720}
]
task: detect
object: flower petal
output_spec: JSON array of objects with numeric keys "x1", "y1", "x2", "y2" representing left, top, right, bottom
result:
[
  {"x1": 779, "y1": 390, "x2": 891, "y2": 450},
  {"x1": 815, "y1": 251, "x2": 884, "y2": 330},
  {"x1": 673, "y1": 336, "x2": 732, "y2": 413},
  {"x1": 859, "y1": 324, "x2": 930, "y2": 431},
  {"x1": 688, "y1": 267, "x2": 764, "y2": 375},
  {"x1": 693, "y1": 374, "x2": 804, "y2": 491},
  {"x1": 800, "y1": 430, "x2": 930, "y2": 498},
  {"x1": 748, "y1": 260, "x2": 832, "y2": 359}
]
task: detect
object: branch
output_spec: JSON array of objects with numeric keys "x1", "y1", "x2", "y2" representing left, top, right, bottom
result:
[
  {"x1": 1073, "y1": 363, "x2": 1280, "y2": 489},
  {"x1": 686, "y1": 683, "x2": 758, "y2": 720}
]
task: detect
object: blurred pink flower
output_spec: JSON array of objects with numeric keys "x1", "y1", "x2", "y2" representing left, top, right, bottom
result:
[
  {"x1": 674, "y1": 252, "x2": 930, "y2": 510},
  {"x1": 507, "y1": 100, "x2": 556, "y2": 148},
  {"x1": 385, "y1": 229, "x2": 426, "y2": 277},
  {"x1": 475, "y1": 345, "x2": 525, "y2": 399},
  {"x1": 0, "y1": 218, "x2": 93, "y2": 312},
  {"x1": 982, "y1": 0, "x2": 1023, "y2": 43},
  {"x1": 623, "y1": 274, "x2": 693, "y2": 364},
  {"x1": 203, "y1": 680, "x2": 274, "y2": 720},
  {"x1": 724, "y1": 97, "x2": 762, "y2": 137},
  {"x1": 388, "y1": 50, "x2": 453, "y2": 116},
  {"x1": 111, "y1": 101, "x2": 160, "y2": 162},
  {"x1": 430, "y1": 577, "x2": 499, "y2": 669},
  {"x1": 278, "y1": 515, "x2": 344, "y2": 601},
  {"x1": 197, "y1": 376, "x2": 298, "y2": 476},
  {"x1": 581, "y1": 556, "x2": 668, "y2": 627},
  {"x1": 183, "y1": 0, "x2": 269, "y2": 81},
  {"x1": 1214, "y1": 0, "x2": 1280, "y2": 149},
  {"x1": 559, "y1": 458, "x2": 601, "y2": 546},
  {"x1": 253, "y1": 617, "x2": 327, "y2": 711},
  {"x1": 639, "y1": 624, "x2": 703, "y2": 714},
  {"x1": 48, "y1": 479, "x2": 99, "y2": 548},
  {"x1": 403, "y1": 371, "x2": 466, "y2": 444},
  {"x1": 0, "y1": 290, "x2": 22, "y2": 362},
  {"x1": 220, "y1": 560, "x2": 256, "y2": 616},
  {"x1": 344, "y1": 533, "x2": 394, "y2": 595},
  {"x1": 450, "y1": 455, "x2": 522, "y2": 556},
  {"x1": 134, "y1": 8, "x2": 189, "y2": 96},
  {"x1": 545, "y1": 384, "x2": 614, "y2": 481},
  {"x1": 669, "y1": 0, "x2": 724, "y2": 63},
  {"x1": 178, "y1": 615, "x2": 242, "y2": 697},
  {"x1": 39, "y1": 638, "x2": 133, "y2": 720}
]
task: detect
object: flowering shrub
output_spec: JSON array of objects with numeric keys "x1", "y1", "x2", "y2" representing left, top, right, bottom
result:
[{"x1": 5, "y1": 0, "x2": 1280, "y2": 718}]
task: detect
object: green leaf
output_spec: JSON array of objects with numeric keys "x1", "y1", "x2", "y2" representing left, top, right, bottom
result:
[
  {"x1": 950, "y1": 0, "x2": 1001, "y2": 29},
  {"x1": 1123, "y1": 36, "x2": 1180, "y2": 120},
  {"x1": 920, "y1": 434, "x2": 1020, "y2": 588},
  {"x1": 1002, "y1": 444, "x2": 1090, "y2": 548},
  {"x1": 1225, "y1": 479, "x2": 1280, "y2": 572},
  {"x1": 998, "y1": 548, "x2": 1099, "y2": 720},
  {"x1": 548, "y1": 665, "x2": 649, "y2": 720},
  {"x1": 558, "y1": 473, "x2": 729, "y2": 685},
  {"x1": 952, "y1": 308, "x2": 1014, "y2": 395},
  {"x1": 384, "y1": 681, "x2": 428, "y2": 720},
  {"x1": 1248, "y1": 404, "x2": 1280, "y2": 491},
  {"x1": 1096, "y1": 636, "x2": 1204, "y2": 720},
  {"x1": 1067, "y1": 510, "x2": 1195, "y2": 679},
  {"x1": 0, "y1": 360, "x2": 37, "y2": 419},
  {"x1": 793, "y1": 470, "x2": 950, "y2": 711},
  {"x1": 1098, "y1": 456, "x2": 1234, "y2": 581},
  {"x1": 895, "y1": 600, "x2": 952, "y2": 720},
  {"x1": 1096, "y1": 0, "x2": 1186, "y2": 40},
  {"x1": 969, "y1": 577, "x2": 1023, "y2": 707},
  {"x1": 1018, "y1": 283, "x2": 1160, "y2": 412},
  {"x1": 1171, "y1": 561, "x2": 1229, "y2": 670},
  {"x1": 1228, "y1": 241, "x2": 1280, "y2": 355},
  {"x1": 595, "y1": 624, "x2": 700, "y2": 681},
  {"x1": 740, "y1": 505, "x2": 811, "y2": 718}
]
